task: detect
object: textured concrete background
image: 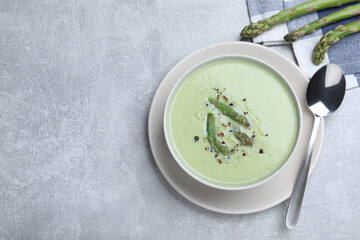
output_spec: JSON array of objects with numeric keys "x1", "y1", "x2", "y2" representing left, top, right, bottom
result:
[{"x1": 0, "y1": 0, "x2": 359, "y2": 239}]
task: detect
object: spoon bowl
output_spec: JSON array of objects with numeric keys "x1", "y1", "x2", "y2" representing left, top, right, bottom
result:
[{"x1": 307, "y1": 64, "x2": 346, "y2": 117}]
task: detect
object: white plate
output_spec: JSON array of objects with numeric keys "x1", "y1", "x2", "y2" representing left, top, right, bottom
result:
[{"x1": 148, "y1": 42, "x2": 324, "y2": 214}]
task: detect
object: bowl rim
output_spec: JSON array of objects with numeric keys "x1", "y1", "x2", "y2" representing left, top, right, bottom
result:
[{"x1": 163, "y1": 54, "x2": 303, "y2": 191}]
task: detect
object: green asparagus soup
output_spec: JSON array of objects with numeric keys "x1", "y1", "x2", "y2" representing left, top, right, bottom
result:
[{"x1": 167, "y1": 58, "x2": 299, "y2": 187}]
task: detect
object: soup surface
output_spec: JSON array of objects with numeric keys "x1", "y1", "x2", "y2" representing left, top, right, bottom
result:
[{"x1": 167, "y1": 59, "x2": 299, "y2": 186}]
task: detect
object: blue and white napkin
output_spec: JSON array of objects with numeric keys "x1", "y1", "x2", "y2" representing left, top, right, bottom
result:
[{"x1": 246, "y1": 0, "x2": 360, "y2": 89}]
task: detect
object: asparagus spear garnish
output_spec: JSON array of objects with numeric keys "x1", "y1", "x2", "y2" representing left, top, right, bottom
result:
[
  {"x1": 285, "y1": 3, "x2": 360, "y2": 42},
  {"x1": 240, "y1": 0, "x2": 359, "y2": 39},
  {"x1": 312, "y1": 20, "x2": 360, "y2": 65},
  {"x1": 208, "y1": 97, "x2": 250, "y2": 127},
  {"x1": 233, "y1": 130, "x2": 254, "y2": 147},
  {"x1": 206, "y1": 113, "x2": 231, "y2": 155}
]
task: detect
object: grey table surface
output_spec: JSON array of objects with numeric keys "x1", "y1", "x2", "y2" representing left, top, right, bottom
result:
[{"x1": 0, "y1": 1, "x2": 359, "y2": 239}]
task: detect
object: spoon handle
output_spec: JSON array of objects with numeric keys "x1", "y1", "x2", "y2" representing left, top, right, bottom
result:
[{"x1": 286, "y1": 116, "x2": 321, "y2": 229}]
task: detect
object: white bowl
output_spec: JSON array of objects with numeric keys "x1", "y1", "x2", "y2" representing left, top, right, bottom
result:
[{"x1": 163, "y1": 54, "x2": 302, "y2": 191}]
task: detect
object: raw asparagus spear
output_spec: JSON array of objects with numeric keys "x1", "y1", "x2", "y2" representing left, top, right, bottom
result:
[
  {"x1": 240, "y1": 0, "x2": 359, "y2": 39},
  {"x1": 312, "y1": 20, "x2": 360, "y2": 65},
  {"x1": 233, "y1": 130, "x2": 254, "y2": 147},
  {"x1": 208, "y1": 97, "x2": 250, "y2": 127},
  {"x1": 207, "y1": 113, "x2": 231, "y2": 155},
  {"x1": 285, "y1": 3, "x2": 360, "y2": 42}
]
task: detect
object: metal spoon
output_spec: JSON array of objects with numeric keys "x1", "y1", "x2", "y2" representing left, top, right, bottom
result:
[{"x1": 286, "y1": 63, "x2": 346, "y2": 229}]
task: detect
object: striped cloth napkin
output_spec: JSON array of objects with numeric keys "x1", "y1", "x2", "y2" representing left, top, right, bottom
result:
[{"x1": 246, "y1": 0, "x2": 360, "y2": 89}]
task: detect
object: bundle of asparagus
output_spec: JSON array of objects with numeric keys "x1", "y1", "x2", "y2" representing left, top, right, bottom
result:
[{"x1": 240, "y1": 0, "x2": 360, "y2": 65}]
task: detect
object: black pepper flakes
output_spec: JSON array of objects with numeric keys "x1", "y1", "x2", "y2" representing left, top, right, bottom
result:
[
  {"x1": 229, "y1": 103, "x2": 233, "y2": 106},
  {"x1": 259, "y1": 149, "x2": 264, "y2": 154},
  {"x1": 252, "y1": 135, "x2": 255, "y2": 138},
  {"x1": 194, "y1": 136, "x2": 199, "y2": 142},
  {"x1": 265, "y1": 134, "x2": 268, "y2": 137},
  {"x1": 242, "y1": 98, "x2": 246, "y2": 102},
  {"x1": 242, "y1": 153, "x2": 246, "y2": 156},
  {"x1": 221, "y1": 141, "x2": 225, "y2": 145}
]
